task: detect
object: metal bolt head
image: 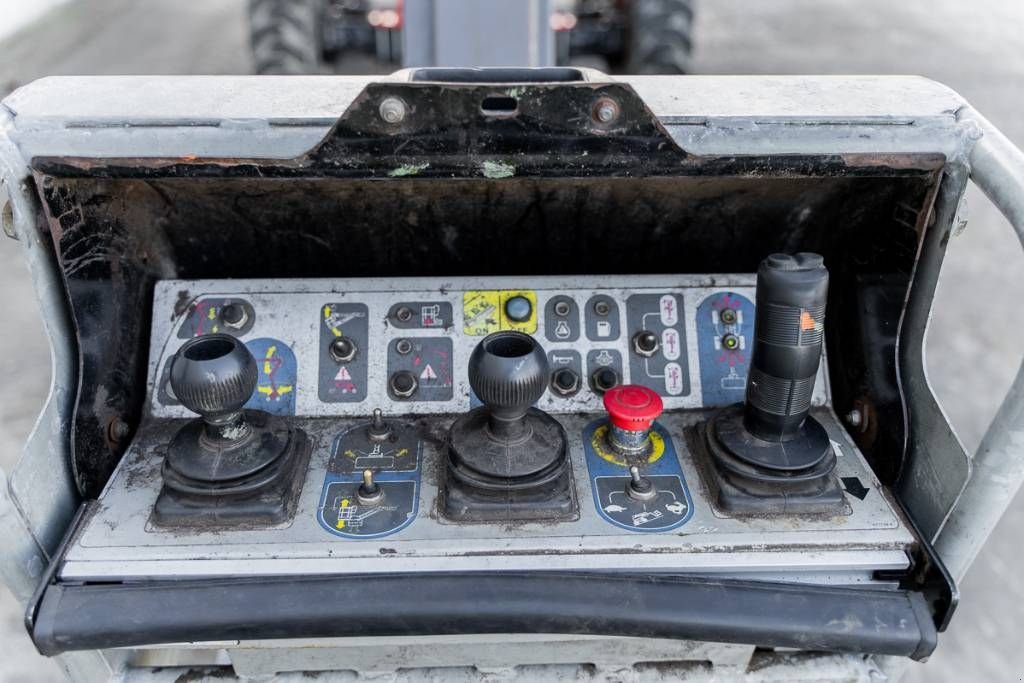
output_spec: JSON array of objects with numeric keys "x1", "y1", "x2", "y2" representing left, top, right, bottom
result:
[
  {"x1": 551, "y1": 368, "x2": 581, "y2": 396},
  {"x1": 107, "y1": 417, "x2": 132, "y2": 443},
  {"x1": 390, "y1": 370, "x2": 418, "y2": 398},
  {"x1": 593, "y1": 97, "x2": 620, "y2": 124},
  {"x1": 379, "y1": 97, "x2": 407, "y2": 124},
  {"x1": 221, "y1": 303, "x2": 249, "y2": 330},
  {"x1": 845, "y1": 409, "x2": 863, "y2": 428}
]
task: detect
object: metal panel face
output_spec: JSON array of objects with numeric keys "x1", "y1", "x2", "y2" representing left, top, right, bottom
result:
[
  {"x1": 59, "y1": 274, "x2": 913, "y2": 583},
  {"x1": 145, "y1": 275, "x2": 830, "y2": 419}
]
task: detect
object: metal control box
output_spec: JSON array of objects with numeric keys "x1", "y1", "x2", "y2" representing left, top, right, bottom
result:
[{"x1": 2, "y1": 70, "x2": 1024, "y2": 681}]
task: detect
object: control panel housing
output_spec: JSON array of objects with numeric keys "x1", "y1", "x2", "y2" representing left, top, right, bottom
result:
[{"x1": 60, "y1": 274, "x2": 910, "y2": 583}]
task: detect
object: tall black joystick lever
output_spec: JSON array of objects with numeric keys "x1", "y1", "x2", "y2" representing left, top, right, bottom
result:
[
  {"x1": 445, "y1": 332, "x2": 575, "y2": 521},
  {"x1": 155, "y1": 333, "x2": 310, "y2": 527},
  {"x1": 703, "y1": 253, "x2": 844, "y2": 513}
]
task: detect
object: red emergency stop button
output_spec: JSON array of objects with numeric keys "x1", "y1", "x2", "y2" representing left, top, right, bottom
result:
[{"x1": 603, "y1": 384, "x2": 664, "y2": 431}]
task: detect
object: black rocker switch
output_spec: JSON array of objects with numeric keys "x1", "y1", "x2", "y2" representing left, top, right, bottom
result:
[
  {"x1": 445, "y1": 331, "x2": 576, "y2": 522},
  {"x1": 701, "y1": 253, "x2": 844, "y2": 514},
  {"x1": 153, "y1": 333, "x2": 310, "y2": 527}
]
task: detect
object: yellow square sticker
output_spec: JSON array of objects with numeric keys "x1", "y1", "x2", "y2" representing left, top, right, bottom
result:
[{"x1": 462, "y1": 291, "x2": 501, "y2": 336}]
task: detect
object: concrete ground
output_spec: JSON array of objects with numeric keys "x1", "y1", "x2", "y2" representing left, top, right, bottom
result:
[{"x1": 0, "y1": 1, "x2": 1022, "y2": 681}]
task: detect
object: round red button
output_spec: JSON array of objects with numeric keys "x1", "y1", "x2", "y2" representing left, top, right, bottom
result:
[{"x1": 603, "y1": 384, "x2": 664, "y2": 431}]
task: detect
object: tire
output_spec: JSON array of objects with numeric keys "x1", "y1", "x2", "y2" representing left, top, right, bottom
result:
[
  {"x1": 625, "y1": 0, "x2": 695, "y2": 74},
  {"x1": 248, "y1": 0, "x2": 324, "y2": 75}
]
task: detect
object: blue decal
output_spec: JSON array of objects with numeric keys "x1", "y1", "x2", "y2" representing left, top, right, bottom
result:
[
  {"x1": 317, "y1": 424, "x2": 422, "y2": 539},
  {"x1": 244, "y1": 338, "x2": 297, "y2": 415},
  {"x1": 582, "y1": 420, "x2": 693, "y2": 532},
  {"x1": 696, "y1": 292, "x2": 755, "y2": 407}
]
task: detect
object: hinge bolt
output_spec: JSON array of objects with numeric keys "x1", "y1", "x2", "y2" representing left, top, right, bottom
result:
[{"x1": 379, "y1": 97, "x2": 407, "y2": 124}]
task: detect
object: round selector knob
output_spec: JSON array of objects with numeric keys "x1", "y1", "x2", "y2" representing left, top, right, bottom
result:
[
  {"x1": 170, "y1": 334, "x2": 257, "y2": 432},
  {"x1": 744, "y1": 252, "x2": 828, "y2": 442},
  {"x1": 468, "y1": 331, "x2": 548, "y2": 437},
  {"x1": 603, "y1": 384, "x2": 664, "y2": 455}
]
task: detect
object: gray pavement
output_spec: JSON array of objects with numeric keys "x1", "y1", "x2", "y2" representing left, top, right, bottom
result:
[{"x1": 0, "y1": 1, "x2": 1022, "y2": 680}]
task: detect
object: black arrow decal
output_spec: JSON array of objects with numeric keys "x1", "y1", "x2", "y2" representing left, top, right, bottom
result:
[{"x1": 841, "y1": 477, "x2": 869, "y2": 500}]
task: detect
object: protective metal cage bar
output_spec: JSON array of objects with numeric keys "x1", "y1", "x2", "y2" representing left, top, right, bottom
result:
[{"x1": 934, "y1": 107, "x2": 1024, "y2": 582}]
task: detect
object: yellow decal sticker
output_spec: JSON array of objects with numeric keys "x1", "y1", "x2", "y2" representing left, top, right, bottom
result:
[
  {"x1": 463, "y1": 290, "x2": 537, "y2": 335},
  {"x1": 463, "y1": 291, "x2": 501, "y2": 336},
  {"x1": 336, "y1": 498, "x2": 350, "y2": 529},
  {"x1": 590, "y1": 424, "x2": 665, "y2": 467}
]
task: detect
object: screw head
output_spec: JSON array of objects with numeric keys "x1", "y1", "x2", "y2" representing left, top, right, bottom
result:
[
  {"x1": 379, "y1": 97, "x2": 407, "y2": 124},
  {"x1": 593, "y1": 97, "x2": 620, "y2": 124},
  {"x1": 845, "y1": 409, "x2": 863, "y2": 428}
]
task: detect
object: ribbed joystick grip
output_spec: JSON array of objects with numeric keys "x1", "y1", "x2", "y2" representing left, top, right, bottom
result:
[
  {"x1": 744, "y1": 252, "x2": 828, "y2": 441},
  {"x1": 468, "y1": 332, "x2": 548, "y2": 426},
  {"x1": 170, "y1": 334, "x2": 257, "y2": 425}
]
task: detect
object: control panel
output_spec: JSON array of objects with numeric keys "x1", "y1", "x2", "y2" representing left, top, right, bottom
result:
[
  {"x1": 149, "y1": 275, "x2": 828, "y2": 418},
  {"x1": 61, "y1": 267, "x2": 911, "y2": 587}
]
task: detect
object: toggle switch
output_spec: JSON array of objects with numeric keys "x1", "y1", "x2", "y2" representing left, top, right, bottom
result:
[
  {"x1": 366, "y1": 408, "x2": 393, "y2": 442},
  {"x1": 626, "y1": 465, "x2": 657, "y2": 501},
  {"x1": 357, "y1": 469, "x2": 384, "y2": 506}
]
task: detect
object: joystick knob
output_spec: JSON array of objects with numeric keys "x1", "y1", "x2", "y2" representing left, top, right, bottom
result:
[
  {"x1": 700, "y1": 252, "x2": 843, "y2": 515},
  {"x1": 157, "y1": 333, "x2": 311, "y2": 528},
  {"x1": 170, "y1": 334, "x2": 257, "y2": 437},
  {"x1": 468, "y1": 331, "x2": 548, "y2": 438},
  {"x1": 446, "y1": 331, "x2": 574, "y2": 521}
]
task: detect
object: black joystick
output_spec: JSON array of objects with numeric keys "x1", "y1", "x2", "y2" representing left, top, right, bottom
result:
[
  {"x1": 702, "y1": 253, "x2": 844, "y2": 514},
  {"x1": 170, "y1": 334, "x2": 257, "y2": 440},
  {"x1": 154, "y1": 334, "x2": 310, "y2": 527},
  {"x1": 469, "y1": 332, "x2": 549, "y2": 439},
  {"x1": 445, "y1": 332, "x2": 576, "y2": 522}
]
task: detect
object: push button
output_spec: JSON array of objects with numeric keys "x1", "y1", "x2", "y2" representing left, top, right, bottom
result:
[{"x1": 504, "y1": 295, "x2": 532, "y2": 322}]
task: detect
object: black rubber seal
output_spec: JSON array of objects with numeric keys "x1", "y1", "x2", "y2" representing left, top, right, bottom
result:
[{"x1": 31, "y1": 570, "x2": 937, "y2": 660}]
